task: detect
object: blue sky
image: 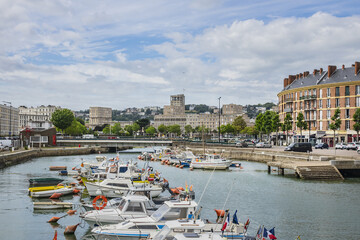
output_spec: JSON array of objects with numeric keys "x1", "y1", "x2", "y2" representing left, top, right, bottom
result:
[{"x1": 1, "y1": 0, "x2": 360, "y2": 110}]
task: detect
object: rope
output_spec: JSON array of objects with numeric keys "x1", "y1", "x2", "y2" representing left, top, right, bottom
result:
[
  {"x1": 214, "y1": 178, "x2": 235, "y2": 231},
  {"x1": 196, "y1": 166, "x2": 216, "y2": 210}
]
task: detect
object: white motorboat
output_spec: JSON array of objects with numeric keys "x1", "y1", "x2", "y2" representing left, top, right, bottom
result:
[
  {"x1": 85, "y1": 178, "x2": 163, "y2": 198},
  {"x1": 91, "y1": 200, "x2": 198, "y2": 240},
  {"x1": 33, "y1": 201, "x2": 73, "y2": 210},
  {"x1": 190, "y1": 154, "x2": 233, "y2": 170},
  {"x1": 30, "y1": 186, "x2": 75, "y2": 198},
  {"x1": 80, "y1": 195, "x2": 159, "y2": 226}
]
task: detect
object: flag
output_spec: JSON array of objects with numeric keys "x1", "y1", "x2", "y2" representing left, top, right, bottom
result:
[
  {"x1": 221, "y1": 212, "x2": 230, "y2": 231},
  {"x1": 53, "y1": 230, "x2": 57, "y2": 240},
  {"x1": 232, "y1": 210, "x2": 239, "y2": 225},
  {"x1": 262, "y1": 227, "x2": 276, "y2": 240},
  {"x1": 262, "y1": 227, "x2": 268, "y2": 240},
  {"x1": 244, "y1": 218, "x2": 250, "y2": 232},
  {"x1": 256, "y1": 225, "x2": 262, "y2": 240}
]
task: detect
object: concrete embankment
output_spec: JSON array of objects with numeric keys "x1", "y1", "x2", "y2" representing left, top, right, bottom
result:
[{"x1": 0, "y1": 147, "x2": 105, "y2": 169}]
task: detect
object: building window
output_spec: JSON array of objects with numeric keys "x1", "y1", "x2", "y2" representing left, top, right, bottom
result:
[
  {"x1": 300, "y1": 102, "x2": 302, "y2": 110},
  {"x1": 335, "y1": 98, "x2": 340, "y2": 107},
  {"x1": 308, "y1": 89, "x2": 311, "y2": 96},
  {"x1": 320, "y1": 121, "x2": 323, "y2": 130},
  {"x1": 346, "y1": 109, "x2": 350, "y2": 119},
  {"x1": 345, "y1": 97, "x2": 350, "y2": 107},
  {"x1": 356, "y1": 85, "x2": 360, "y2": 95},
  {"x1": 319, "y1": 110, "x2": 323, "y2": 120},
  {"x1": 327, "y1": 88, "x2": 331, "y2": 97},
  {"x1": 345, "y1": 120, "x2": 350, "y2": 130},
  {"x1": 356, "y1": 97, "x2": 360, "y2": 107},
  {"x1": 335, "y1": 87, "x2": 340, "y2": 97},
  {"x1": 320, "y1": 89, "x2": 323, "y2": 98},
  {"x1": 314, "y1": 100, "x2": 317, "y2": 108},
  {"x1": 313, "y1": 89, "x2": 316, "y2": 96},
  {"x1": 319, "y1": 99, "x2": 322, "y2": 108},
  {"x1": 327, "y1": 121, "x2": 330, "y2": 130},
  {"x1": 327, "y1": 110, "x2": 331, "y2": 119},
  {"x1": 304, "y1": 90, "x2": 307, "y2": 97},
  {"x1": 300, "y1": 91, "x2": 302, "y2": 97},
  {"x1": 295, "y1": 92, "x2": 298, "y2": 99},
  {"x1": 345, "y1": 86, "x2": 350, "y2": 96},
  {"x1": 327, "y1": 99, "x2": 331, "y2": 108}
]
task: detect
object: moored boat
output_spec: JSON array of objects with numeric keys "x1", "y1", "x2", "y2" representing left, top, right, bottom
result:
[
  {"x1": 33, "y1": 201, "x2": 73, "y2": 210},
  {"x1": 28, "y1": 178, "x2": 64, "y2": 187},
  {"x1": 190, "y1": 154, "x2": 232, "y2": 170},
  {"x1": 29, "y1": 186, "x2": 76, "y2": 198}
]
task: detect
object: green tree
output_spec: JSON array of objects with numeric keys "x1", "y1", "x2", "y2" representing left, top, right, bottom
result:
[
  {"x1": 184, "y1": 125, "x2": 193, "y2": 136},
  {"x1": 145, "y1": 126, "x2": 157, "y2": 136},
  {"x1": 353, "y1": 108, "x2": 360, "y2": 142},
  {"x1": 102, "y1": 125, "x2": 111, "y2": 134},
  {"x1": 145, "y1": 109, "x2": 152, "y2": 115},
  {"x1": 76, "y1": 117, "x2": 85, "y2": 125},
  {"x1": 136, "y1": 118, "x2": 150, "y2": 130},
  {"x1": 272, "y1": 113, "x2": 281, "y2": 146},
  {"x1": 158, "y1": 124, "x2": 168, "y2": 135},
  {"x1": 112, "y1": 123, "x2": 123, "y2": 136},
  {"x1": 329, "y1": 108, "x2": 341, "y2": 146},
  {"x1": 124, "y1": 125, "x2": 133, "y2": 135},
  {"x1": 233, "y1": 116, "x2": 247, "y2": 134},
  {"x1": 262, "y1": 111, "x2": 273, "y2": 141},
  {"x1": 64, "y1": 120, "x2": 86, "y2": 136},
  {"x1": 132, "y1": 123, "x2": 140, "y2": 134},
  {"x1": 255, "y1": 113, "x2": 264, "y2": 140},
  {"x1": 51, "y1": 109, "x2": 75, "y2": 132},
  {"x1": 283, "y1": 113, "x2": 293, "y2": 145},
  {"x1": 296, "y1": 112, "x2": 308, "y2": 143},
  {"x1": 168, "y1": 125, "x2": 181, "y2": 136}
]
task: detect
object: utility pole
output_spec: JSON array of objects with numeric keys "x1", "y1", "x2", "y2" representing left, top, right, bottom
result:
[{"x1": 218, "y1": 97, "x2": 221, "y2": 143}]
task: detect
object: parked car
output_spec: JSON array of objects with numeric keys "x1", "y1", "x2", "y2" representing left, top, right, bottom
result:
[
  {"x1": 284, "y1": 142, "x2": 312, "y2": 152},
  {"x1": 236, "y1": 141, "x2": 248, "y2": 148},
  {"x1": 335, "y1": 143, "x2": 346, "y2": 149},
  {"x1": 314, "y1": 143, "x2": 329, "y2": 149},
  {"x1": 255, "y1": 142, "x2": 272, "y2": 148},
  {"x1": 346, "y1": 142, "x2": 357, "y2": 150}
]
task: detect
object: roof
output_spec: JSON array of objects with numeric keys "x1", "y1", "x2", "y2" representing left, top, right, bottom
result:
[{"x1": 281, "y1": 66, "x2": 360, "y2": 93}]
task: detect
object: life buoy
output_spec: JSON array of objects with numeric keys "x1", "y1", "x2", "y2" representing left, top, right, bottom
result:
[{"x1": 92, "y1": 195, "x2": 108, "y2": 210}]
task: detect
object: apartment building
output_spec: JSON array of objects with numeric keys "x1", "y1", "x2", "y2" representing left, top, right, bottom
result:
[
  {"x1": 0, "y1": 104, "x2": 19, "y2": 136},
  {"x1": 278, "y1": 61, "x2": 360, "y2": 145},
  {"x1": 19, "y1": 105, "x2": 60, "y2": 131}
]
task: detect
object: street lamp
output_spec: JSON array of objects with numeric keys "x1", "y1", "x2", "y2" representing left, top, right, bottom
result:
[
  {"x1": 3, "y1": 101, "x2": 11, "y2": 137},
  {"x1": 218, "y1": 97, "x2": 221, "y2": 143}
]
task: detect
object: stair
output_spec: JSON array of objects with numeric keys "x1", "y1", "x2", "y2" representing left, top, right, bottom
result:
[{"x1": 296, "y1": 165, "x2": 344, "y2": 180}]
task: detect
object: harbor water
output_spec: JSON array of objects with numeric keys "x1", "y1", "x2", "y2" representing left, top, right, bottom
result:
[{"x1": 0, "y1": 149, "x2": 360, "y2": 240}]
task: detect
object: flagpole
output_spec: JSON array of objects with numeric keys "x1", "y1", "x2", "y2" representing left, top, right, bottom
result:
[{"x1": 221, "y1": 209, "x2": 229, "y2": 237}]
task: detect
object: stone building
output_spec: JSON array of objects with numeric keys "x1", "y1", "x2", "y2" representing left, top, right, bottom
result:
[{"x1": 89, "y1": 107, "x2": 112, "y2": 129}]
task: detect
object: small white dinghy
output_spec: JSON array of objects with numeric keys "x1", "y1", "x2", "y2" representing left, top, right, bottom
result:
[
  {"x1": 30, "y1": 186, "x2": 75, "y2": 198},
  {"x1": 33, "y1": 201, "x2": 73, "y2": 210}
]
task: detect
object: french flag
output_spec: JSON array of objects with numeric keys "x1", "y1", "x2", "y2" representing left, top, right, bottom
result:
[
  {"x1": 263, "y1": 227, "x2": 277, "y2": 239},
  {"x1": 221, "y1": 212, "x2": 230, "y2": 231}
]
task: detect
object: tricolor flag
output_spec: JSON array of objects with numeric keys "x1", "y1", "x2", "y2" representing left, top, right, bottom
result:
[
  {"x1": 232, "y1": 210, "x2": 239, "y2": 225},
  {"x1": 256, "y1": 225, "x2": 262, "y2": 240},
  {"x1": 221, "y1": 212, "x2": 230, "y2": 231},
  {"x1": 244, "y1": 218, "x2": 250, "y2": 232},
  {"x1": 263, "y1": 227, "x2": 277, "y2": 239}
]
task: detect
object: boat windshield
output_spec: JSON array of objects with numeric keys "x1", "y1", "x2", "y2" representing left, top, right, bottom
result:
[
  {"x1": 151, "y1": 204, "x2": 170, "y2": 221},
  {"x1": 117, "y1": 199, "x2": 126, "y2": 211},
  {"x1": 152, "y1": 225, "x2": 171, "y2": 240}
]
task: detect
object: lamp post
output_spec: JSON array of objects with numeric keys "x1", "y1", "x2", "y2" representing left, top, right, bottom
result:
[
  {"x1": 3, "y1": 101, "x2": 11, "y2": 137},
  {"x1": 218, "y1": 97, "x2": 221, "y2": 143}
]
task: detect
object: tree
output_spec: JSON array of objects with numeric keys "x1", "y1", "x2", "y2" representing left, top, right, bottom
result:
[
  {"x1": 64, "y1": 120, "x2": 86, "y2": 136},
  {"x1": 283, "y1": 113, "x2": 293, "y2": 145},
  {"x1": 102, "y1": 125, "x2": 111, "y2": 134},
  {"x1": 168, "y1": 125, "x2": 181, "y2": 136},
  {"x1": 255, "y1": 113, "x2": 264, "y2": 140},
  {"x1": 76, "y1": 117, "x2": 85, "y2": 125},
  {"x1": 296, "y1": 112, "x2": 308, "y2": 143},
  {"x1": 329, "y1": 108, "x2": 341, "y2": 146},
  {"x1": 145, "y1": 109, "x2": 152, "y2": 115},
  {"x1": 158, "y1": 124, "x2": 167, "y2": 135},
  {"x1": 145, "y1": 126, "x2": 157, "y2": 136},
  {"x1": 233, "y1": 116, "x2": 247, "y2": 134},
  {"x1": 241, "y1": 126, "x2": 258, "y2": 138},
  {"x1": 262, "y1": 111, "x2": 273, "y2": 141},
  {"x1": 353, "y1": 108, "x2": 360, "y2": 142},
  {"x1": 51, "y1": 109, "x2": 75, "y2": 132},
  {"x1": 136, "y1": 118, "x2": 150, "y2": 130},
  {"x1": 124, "y1": 125, "x2": 133, "y2": 135},
  {"x1": 132, "y1": 123, "x2": 140, "y2": 134},
  {"x1": 184, "y1": 125, "x2": 193, "y2": 136},
  {"x1": 272, "y1": 113, "x2": 281, "y2": 146}
]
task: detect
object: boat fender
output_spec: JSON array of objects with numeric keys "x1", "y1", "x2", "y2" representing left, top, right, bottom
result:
[
  {"x1": 64, "y1": 223, "x2": 79, "y2": 234},
  {"x1": 170, "y1": 188, "x2": 180, "y2": 194},
  {"x1": 49, "y1": 193, "x2": 63, "y2": 199},
  {"x1": 180, "y1": 165, "x2": 184, "y2": 169},
  {"x1": 92, "y1": 195, "x2": 108, "y2": 210},
  {"x1": 73, "y1": 189, "x2": 80, "y2": 194},
  {"x1": 67, "y1": 210, "x2": 77, "y2": 215},
  {"x1": 176, "y1": 187, "x2": 185, "y2": 191},
  {"x1": 47, "y1": 217, "x2": 61, "y2": 223}
]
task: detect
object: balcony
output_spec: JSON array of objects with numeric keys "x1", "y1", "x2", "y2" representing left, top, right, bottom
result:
[
  {"x1": 304, "y1": 107, "x2": 317, "y2": 111},
  {"x1": 284, "y1": 108, "x2": 293, "y2": 113},
  {"x1": 299, "y1": 95, "x2": 317, "y2": 100},
  {"x1": 284, "y1": 97, "x2": 294, "y2": 103}
]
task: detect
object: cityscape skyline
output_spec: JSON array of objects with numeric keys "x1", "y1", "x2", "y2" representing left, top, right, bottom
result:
[{"x1": 1, "y1": 1, "x2": 360, "y2": 110}]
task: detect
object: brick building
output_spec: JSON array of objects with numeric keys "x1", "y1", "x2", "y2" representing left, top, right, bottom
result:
[{"x1": 278, "y1": 61, "x2": 360, "y2": 146}]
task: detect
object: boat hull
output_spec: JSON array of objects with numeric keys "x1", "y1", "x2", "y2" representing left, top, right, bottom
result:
[{"x1": 30, "y1": 187, "x2": 74, "y2": 198}]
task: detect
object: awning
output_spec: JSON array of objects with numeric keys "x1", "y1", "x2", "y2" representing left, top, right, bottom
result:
[{"x1": 316, "y1": 131, "x2": 326, "y2": 138}]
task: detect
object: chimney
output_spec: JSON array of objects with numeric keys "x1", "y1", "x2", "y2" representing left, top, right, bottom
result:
[
  {"x1": 304, "y1": 71, "x2": 309, "y2": 77},
  {"x1": 328, "y1": 65, "x2": 337, "y2": 78},
  {"x1": 283, "y1": 78, "x2": 287, "y2": 88},
  {"x1": 355, "y1": 62, "x2": 360, "y2": 75},
  {"x1": 313, "y1": 69, "x2": 318, "y2": 75},
  {"x1": 320, "y1": 68, "x2": 323, "y2": 74},
  {"x1": 288, "y1": 75, "x2": 295, "y2": 84},
  {"x1": 342, "y1": 64, "x2": 345, "y2": 70}
]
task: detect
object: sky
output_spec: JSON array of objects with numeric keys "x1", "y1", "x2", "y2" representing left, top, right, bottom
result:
[{"x1": 1, "y1": 0, "x2": 360, "y2": 110}]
